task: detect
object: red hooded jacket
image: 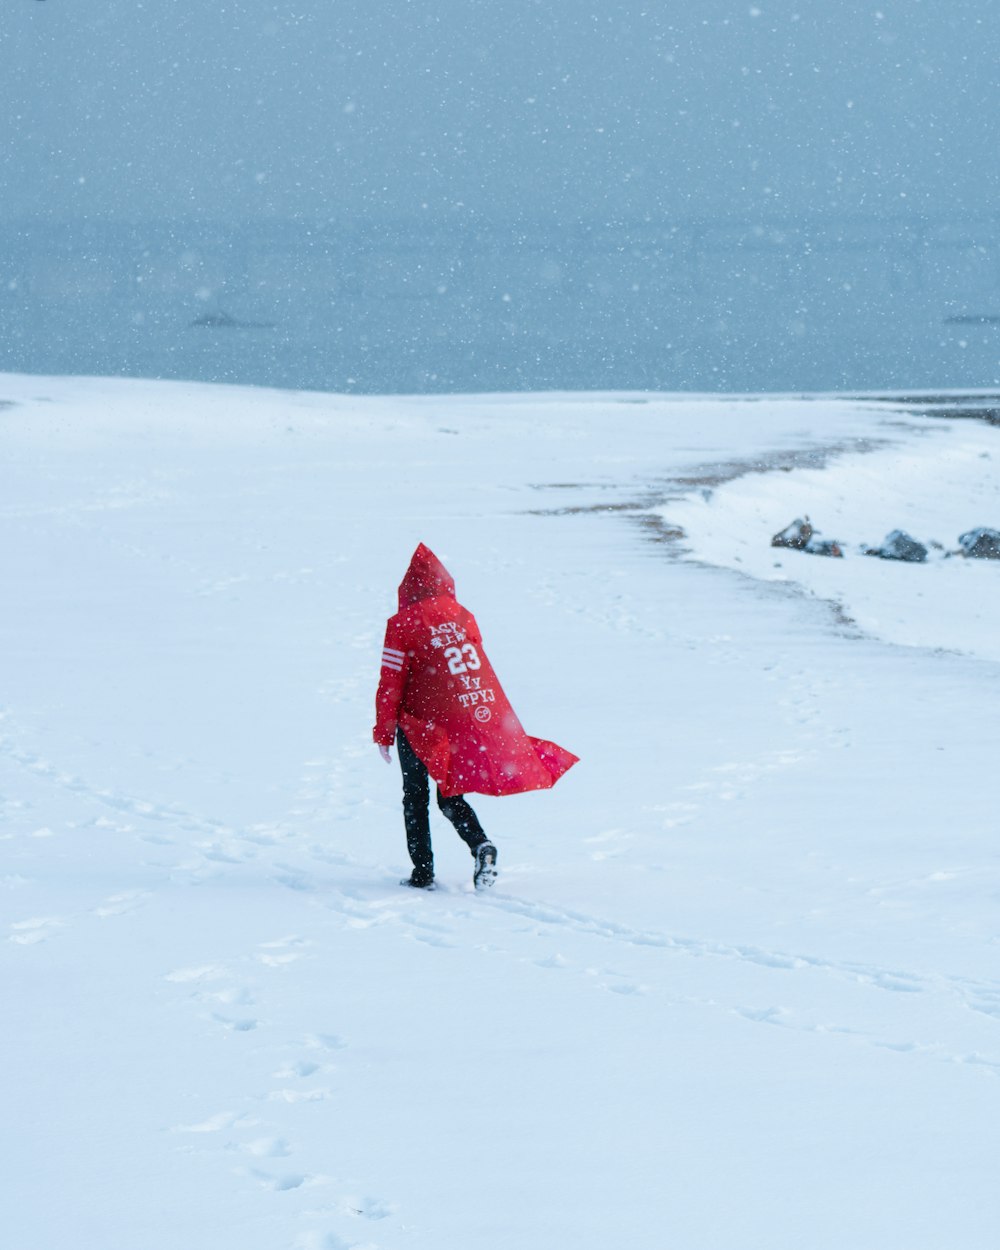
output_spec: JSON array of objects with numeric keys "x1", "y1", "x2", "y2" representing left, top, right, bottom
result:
[{"x1": 373, "y1": 544, "x2": 578, "y2": 797}]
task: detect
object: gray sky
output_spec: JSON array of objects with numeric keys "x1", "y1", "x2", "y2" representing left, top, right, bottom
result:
[{"x1": 2, "y1": 0, "x2": 998, "y2": 225}]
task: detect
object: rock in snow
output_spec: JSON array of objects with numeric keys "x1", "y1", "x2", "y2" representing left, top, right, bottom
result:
[
  {"x1": 863, "y1": 530, "x2": 929, "y2": 563},
  {"x1": 771, "y1": 516, "x2": 814, "y2": 549},
  {"x1": 957, "y1": 527, "x2": 1000, "y2": 559},
  {"x1": 771, "y1": 516, "x2": 843, "y2": 557}
]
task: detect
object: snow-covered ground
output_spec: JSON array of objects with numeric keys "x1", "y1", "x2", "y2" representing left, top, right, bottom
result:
[
  {"x1": 665, "y1": 413, "x2": 1000, "y2": 662},
  {"x1": 2, "y1": 374, "x2": 998, "y2": 1250}
]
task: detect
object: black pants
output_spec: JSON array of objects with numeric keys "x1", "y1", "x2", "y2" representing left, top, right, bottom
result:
[{"x1": 397, "y1": 728, "x2": 487, "y2": 879}]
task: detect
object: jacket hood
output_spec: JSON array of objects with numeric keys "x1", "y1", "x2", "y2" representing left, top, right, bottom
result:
[{"x1": 398, "y1": 543, "x2": 456, "y2": 609}]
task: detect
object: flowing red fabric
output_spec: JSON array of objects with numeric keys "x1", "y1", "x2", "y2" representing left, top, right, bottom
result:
[{"x1": 373, "y1": 544, "x2": 578, "y2": 798}]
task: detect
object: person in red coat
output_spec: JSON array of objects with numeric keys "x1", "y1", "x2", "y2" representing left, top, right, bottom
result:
[{"x1": 374, "y1": 543, "x2": 578, "y2": 890}]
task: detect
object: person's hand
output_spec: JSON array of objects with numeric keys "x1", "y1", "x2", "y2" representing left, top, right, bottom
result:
[{"x1": 378, "y1": 744, "x2": 392, "y2": 764}]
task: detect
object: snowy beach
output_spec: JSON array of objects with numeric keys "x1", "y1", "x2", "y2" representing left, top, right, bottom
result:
[{"x1": 2, "y1": 375, "x2": 999, "y2": 1250}]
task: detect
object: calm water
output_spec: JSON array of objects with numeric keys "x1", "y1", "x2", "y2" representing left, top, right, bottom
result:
[{"x1": 3, "y1": 219, "x2": 999, "y2": 395}]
